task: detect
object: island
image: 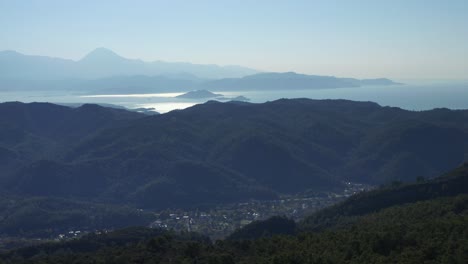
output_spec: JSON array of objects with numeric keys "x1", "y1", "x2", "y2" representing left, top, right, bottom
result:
[{"x1": 176, "y1": 90, "x2": 223, "y2": 99}]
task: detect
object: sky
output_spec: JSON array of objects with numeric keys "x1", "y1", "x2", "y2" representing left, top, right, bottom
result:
[{"x1": 1, "y1": 0, "x2": 467, "y2": 80}]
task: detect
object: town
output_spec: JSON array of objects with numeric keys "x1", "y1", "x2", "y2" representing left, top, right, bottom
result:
[
  {"x1": 148, "y1": 182, "x2": 373, "y2": 239},
  {"x1": 49, "y1": 182, "x2": 373, "y2": 242}
]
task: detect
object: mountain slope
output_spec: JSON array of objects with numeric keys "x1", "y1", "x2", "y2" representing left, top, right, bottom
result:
[
  {"x1": 228, "y1": 162, "x2": 468, "y2": 240},
  {"x1": 3, "y1": 165, "x2": 467, "y2": 263},
  {"x1": 1, "y1": 99, "x2": 468, "y2": 212},
  {"x1": 0, "y1": 196, "x2": 154, "y2": 238},
  {"x1": 300, "y1": 162, "x2": 468, "y2": 231},
  {"x1": 0, "y1": 102, "x2": 143, "y2": 177}
]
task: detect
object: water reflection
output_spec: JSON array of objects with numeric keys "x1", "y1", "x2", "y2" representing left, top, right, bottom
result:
[
  {"x1": 80, "y1": 92, "x2": 184, "y2": 98},
  {"x1": 1, "y1": 81, "x2": 467, "y2": 114}
]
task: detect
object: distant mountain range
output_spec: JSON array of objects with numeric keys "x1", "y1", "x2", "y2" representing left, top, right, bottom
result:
[
  {"x1": 0, "y1": 48, "x2": 401, "y2": 93},
  {"x1": 0, "y1": 48, "x2": 258, "y2": 80}
]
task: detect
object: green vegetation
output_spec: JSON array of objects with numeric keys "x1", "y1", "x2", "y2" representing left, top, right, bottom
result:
[
  {"x1": 1, "y1": 99, "x2": 468, "y2": 238},
  {"x1": 300, "y1": 162, "x2": 468, "y2": 232},
  {"x1": 1, "y1": 163, "x2": 467, "y2": 263},
  {"x1": 0, "y1": 196, "x2": 153, "y2": 238},
  {"x1": 227, "y1": 216, "x2": 296, "y2": 240}
]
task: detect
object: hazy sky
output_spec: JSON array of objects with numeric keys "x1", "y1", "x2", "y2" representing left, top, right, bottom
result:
[{"x1": 1, "y1": 0, "x2": 467, "y2": 79}]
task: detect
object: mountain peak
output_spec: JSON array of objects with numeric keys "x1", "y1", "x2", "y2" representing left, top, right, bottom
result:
[{"x1": 80, "y1": 47, "x2": 123, "y2": 61}]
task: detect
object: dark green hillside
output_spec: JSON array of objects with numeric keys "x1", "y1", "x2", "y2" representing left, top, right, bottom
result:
[
  {"x1": 2, "y1": 165, "x2": 467, "y2": 263},
  {"x1": 0, "y1": 102, "x2": 143, "y2": 169},
  {"x1": 60, "y1": 99, "x2": 468, "y2": 206},
  {"x1": 0, "y1": 196, "x2": 153, "y2": 238},
  {"x1": 223, "y1": 163, "x2": 468, "y2": 240},
  {"x1": 345, "y1": 121, "x2": 468, "y2": 183},
  {"x1": 300, "y1": 162, "x2": 468, "y2": 232},
  {"x1": 1, "y1": 99, "x2": 468, "y2": 236},
  {"x1": 129, "y1": 161, "x2": 277, "y2": 209},
  {"x1": 7, "y1": 160, "x2": 109, "y2": 198},
  {"x1": 227, "y1": 216, "x2": 296, "y2": 240},
  {"x1": 0, "y1": 102, "x2": 141, "y2": 141}
]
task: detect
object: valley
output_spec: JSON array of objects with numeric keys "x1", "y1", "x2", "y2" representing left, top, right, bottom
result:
[{"x1": 2, "y1": 1, "x2": 467, "y2": 262}]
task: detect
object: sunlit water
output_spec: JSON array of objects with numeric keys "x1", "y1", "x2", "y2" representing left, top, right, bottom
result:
[{"x1": 1, "y1": 81, "x2": 467, "y2": 113}]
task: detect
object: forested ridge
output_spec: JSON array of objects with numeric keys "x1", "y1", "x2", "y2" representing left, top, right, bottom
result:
[{"x1": 1, "y1": 99, "x2": 468, "y2": 238}]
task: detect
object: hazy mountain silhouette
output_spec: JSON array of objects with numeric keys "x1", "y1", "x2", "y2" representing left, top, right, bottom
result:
[
  {"x1": 0, "y1": 50, "x2": 77, "y2": 80},
  {"x1": 204, "y1": 72, "x2": 401, "y2": 91},
  {"x1": 0, "y1": 48, "x2": 258, "y2": 80},
  {"x1": 0, "y1": 49, "x2": 401, "y2": 93},
  {"x1": 80, "y1": 47, "x2": 123, "y2": 62}
]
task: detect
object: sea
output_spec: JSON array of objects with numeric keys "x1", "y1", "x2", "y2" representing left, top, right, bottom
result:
[{"x1": 1, "y1": 81, "x2": 467, "y2": 113}]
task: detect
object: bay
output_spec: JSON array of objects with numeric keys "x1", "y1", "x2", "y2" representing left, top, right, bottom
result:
[{"x1": 1, "y1": 81, "x2": 467, "y2": 113}]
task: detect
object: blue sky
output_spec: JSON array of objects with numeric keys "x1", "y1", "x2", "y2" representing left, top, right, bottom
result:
[{"x1": 1, "y1": 0, "x2": 467, "y2": 79}]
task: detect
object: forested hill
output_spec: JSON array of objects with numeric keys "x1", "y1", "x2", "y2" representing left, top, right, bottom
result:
[
  {"x1": 300, "y1": 162, "x2": 468, "y2": 231},
  {"x1": 227, "y1": 162, "x2": 468, "y2": 240},
  {"x1": 1, "y1": 99, "x2": 468, "y2": 212},
  {"x1": 2, "y1": 164, "x2": 467, "y2": 263},
  {"x1": 0, "y1": 102, "x2": 143, "y2": 176}
]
